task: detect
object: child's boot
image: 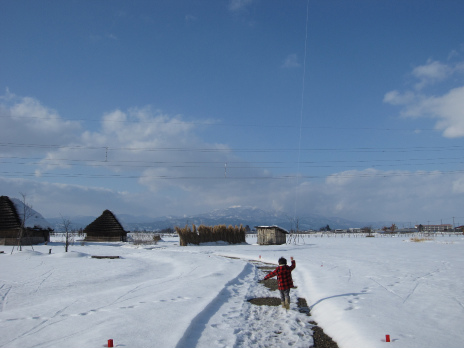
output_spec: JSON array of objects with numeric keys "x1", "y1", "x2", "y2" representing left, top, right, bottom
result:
[
  {"x1": 281, "y1": 301, "x2": 285, "y2": 308},
  {"x1": 285, "y1": 299, "x2": 290, "y2": 310}
]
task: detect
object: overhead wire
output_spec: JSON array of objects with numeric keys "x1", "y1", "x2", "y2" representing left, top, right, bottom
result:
[
  {"x1": 2, "y1": 142, "x2": 463, "y2": 153},
  {"x1": 293, "y1": 0, "x2": 310, "y2": 229},
  {"x1": 0, "y1": 114, "x2": 439, "y2": 132},
  {"x1": 1, "y1": 168, "x2": 463, "y2": 180}
]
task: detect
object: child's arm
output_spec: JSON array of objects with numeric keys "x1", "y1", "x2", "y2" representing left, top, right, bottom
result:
[
  {"x1": 289, "y1": 257, "x2": 296, "y2": 270},
  {"x1": 263, "y1": 268, "x2": 278, "y2": 280}
]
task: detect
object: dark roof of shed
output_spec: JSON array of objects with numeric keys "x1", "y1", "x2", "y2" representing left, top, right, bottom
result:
[
  {"x1": 255, "y1": 225, "x2": 289, "y2": 234},
  {"x1": 0, "y1": 196, "x2": 21, "y2": 230},
  {"x1": 84, "y1": 209, "x2": 126, "y2": 234}
]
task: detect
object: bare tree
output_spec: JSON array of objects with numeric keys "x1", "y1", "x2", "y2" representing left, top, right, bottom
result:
[
  {"x1": 17, "y1": 192, "x2": 35, "y2": 251},
  {"x1": 61, "y1": 215, "x2": 73, "y2": 252},
  {"x1": 362, "y1": 225, "x2": 374, "y2": 237}
]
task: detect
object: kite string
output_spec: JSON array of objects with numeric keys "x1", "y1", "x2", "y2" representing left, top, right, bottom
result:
[{"x1": 293, "y1": 0, "x2": 310, "y2": 232}]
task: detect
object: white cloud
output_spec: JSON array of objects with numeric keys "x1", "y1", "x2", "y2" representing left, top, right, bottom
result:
[
  {"x1": 382, "y1": 90, "x2": 416, "y2": 106},
  {"x1": 286, "y1": 169, "x2": 464, "y2": 223},
  {"x1": 229, "y1": 0, "x2": 254, "y2": 12},
  {"x1": 0, "y1": 91, "x2": 81, "y2": 155},
  {"x1": 2, "y1": 163, "x2": 463, "y2": 223},
  {"x1": 0, "y1": 176, "x2": 142, "y2": 218},
  {"x1": 386, "y1": 86, "x2": 464, "y2": 138},
  {"x1": 412, "y1": 59, "x2": 452, "y2": 90},
  {"x1": 35, "y1": 106, "x2": 249, "y2": 195},
  {"x1": 282, "y1": 54, "x2": 300, "y2": 69},
  {"x1": 384, "y1": 58, "x2": 464, "y2": 138},
  {"x1": 185, "y1": 14, "x2": 197, "y2": 22},
  {"x1": 2, "y1": 92, "x2": 463, "y2": 223}
]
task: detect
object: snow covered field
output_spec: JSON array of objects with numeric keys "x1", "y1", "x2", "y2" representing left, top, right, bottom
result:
[{"x1": 1, "y1": 234, "x2": 463, "y2": 348}]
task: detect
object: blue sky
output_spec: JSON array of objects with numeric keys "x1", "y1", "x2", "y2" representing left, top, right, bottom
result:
[{"x1": 1, "y1": 0, "x2": 464, "y2": 226}]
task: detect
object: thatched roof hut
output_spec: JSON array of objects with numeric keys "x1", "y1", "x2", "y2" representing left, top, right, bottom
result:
[
  {"x1": 0, "y1": 195, "x2": 21, "y2": 245},
  {"x1": 0, "y1": 195, "x2": 51, "y2": 245},
  {"x1": 256, "y1": 225, "x2": 288, "y2": 245},
  {"x1": 84, "y1": 209, "x2": 127, "y2": 242}
]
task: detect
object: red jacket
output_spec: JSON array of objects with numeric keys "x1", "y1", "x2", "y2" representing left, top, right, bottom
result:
[{"x1": 264, "y1": 260, "x2": 295, "y2": 290}]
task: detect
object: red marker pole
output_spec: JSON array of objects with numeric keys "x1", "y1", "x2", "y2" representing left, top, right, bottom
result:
[
  {"x1": 385, "y1": 335, "x2": 391, "y2": 342},
  {"x1": 108, "y1": 339, "x2": 114, "y2": 347}
]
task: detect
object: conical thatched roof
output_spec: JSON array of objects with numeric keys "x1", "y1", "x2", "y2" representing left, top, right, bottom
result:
[
  {"x1": 84, "y1": 209, "x2": 126, "y2": 235},
  {"x1": 0, "y1": 196, "x2": 21, "y2": 230}
]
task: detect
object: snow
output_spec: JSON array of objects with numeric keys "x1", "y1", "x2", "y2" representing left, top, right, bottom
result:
[
  {"x1": 1, "y1": 234, "x2": 463, "y2": 348},
  {"x1": 11, "y1": 198, "x2": 53, "y2": 229}
]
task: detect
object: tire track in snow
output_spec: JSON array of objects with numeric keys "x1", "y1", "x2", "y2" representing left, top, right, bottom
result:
[
  {"x1": 452, "y1": 297, "x2": 464, "y2": 310},
  {"x1": 32, "y1": 270, "x2": 53, "y2": 294},
  {"x1": 0, "y1": 285, "x2": 12, "y2": 312},
  {"x1": 402, "y1": 282, "x2": 420, "y2": 304},
  {"x1": 368, "y1": 277, "x2": 404, "y2": 301},
  {"x1": 0, "y1": 300, "x2": 80, "y2": 348}
]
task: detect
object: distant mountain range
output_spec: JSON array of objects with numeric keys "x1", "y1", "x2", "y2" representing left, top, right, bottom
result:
[{"x1": 46, "y1": 206, "x2": 396, "y2": 232}]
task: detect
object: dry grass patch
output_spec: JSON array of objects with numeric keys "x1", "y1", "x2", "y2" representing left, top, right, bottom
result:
[
  {"x1": 176, "y1": 224, "x2": 245, "y2": 246},
  {"x1": 410, "y1": 237, "x2": 434, "y2": 242}
]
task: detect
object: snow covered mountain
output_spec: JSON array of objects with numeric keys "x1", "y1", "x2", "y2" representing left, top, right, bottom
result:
[{"x1": 48, "y1": 206, "x2": 388, "y2": 232}]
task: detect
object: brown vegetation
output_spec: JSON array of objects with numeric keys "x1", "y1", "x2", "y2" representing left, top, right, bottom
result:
[
  {"x1": 175, "y1": 224, "x2": 245, "y2": 246},
  {"x1": 410, "y1": 237, "x2": 434, "y2": 242}
]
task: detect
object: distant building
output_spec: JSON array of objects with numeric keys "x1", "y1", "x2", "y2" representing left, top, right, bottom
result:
[
  {"x1": 415, "y1": 224, "x2": 453, "y2": 232},
  {"x1": 256, "y1": 225, "x2": 288, "y2": 245},
  {"x1": 395, "y1": 228, "x2": 418, "y2": 234}
]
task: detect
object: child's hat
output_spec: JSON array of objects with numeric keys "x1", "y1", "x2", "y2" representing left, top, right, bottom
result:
[{"x1": 278, "y1": 257, "x2": 287, "y2": 265}]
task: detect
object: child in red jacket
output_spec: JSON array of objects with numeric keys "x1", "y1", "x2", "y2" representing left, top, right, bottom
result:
[{"x1": 263, "y1": 256, "x2": 295, "y2": 309}]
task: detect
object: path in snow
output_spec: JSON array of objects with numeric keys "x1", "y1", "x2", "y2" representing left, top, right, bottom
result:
[{"x1": 177, "y1": 258, "x2": 316, "y2": 348}]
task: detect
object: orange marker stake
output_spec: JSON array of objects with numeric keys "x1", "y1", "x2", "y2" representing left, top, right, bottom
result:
[{"x1": 386, "y1": 335, "x2": 391, "y2": 342}]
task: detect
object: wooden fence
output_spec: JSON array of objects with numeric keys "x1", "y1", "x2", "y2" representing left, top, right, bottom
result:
[{"x1": 246, "y1": 231, "x2": 464, "y2": 244}]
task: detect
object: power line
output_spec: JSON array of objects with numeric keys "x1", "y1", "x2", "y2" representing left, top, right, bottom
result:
[
  {"x1": 294, "y1": 0, "x2": 311, "y2": 227},
  {"x1": 1, "y1": 169, "x2": 462, "y2": 181},
  {"x1": 0, "y1": 114, "x2": 439, "y2": 132},
  {"x1": 1, "y1": 142, "x2": 464, "y2": 153}
]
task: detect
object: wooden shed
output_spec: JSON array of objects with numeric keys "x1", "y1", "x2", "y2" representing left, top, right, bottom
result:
[
  {"x1": 0, "y1": 195, "x2": 51, "y2": 245},
  {"x1": 256, "y1": 225, "x2": 288, "y2": 245},
  {"x1": 84, "y1": 209, "x2": 127, "y2": 242}
]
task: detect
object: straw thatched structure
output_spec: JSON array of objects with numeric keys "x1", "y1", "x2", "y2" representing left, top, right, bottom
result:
[
  {"x1": 0, "y1": 195, "x2": 51, "y2": 245},
  {"x1": 84, "y1": 209, "x2": 127, "y2": 242},
  {"x1": 256, "y1": 226, "x2": 288, "y2": 245},
  {"x1": 176, "y1": 224, "x2": 245, "y2": 246}
]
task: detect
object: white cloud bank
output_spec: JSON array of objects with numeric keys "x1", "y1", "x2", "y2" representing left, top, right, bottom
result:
[
  {"x1": 2, "y1": 167, "x2": 463, "y2": 224},
  {"x1": 384, "y1": 59, "x2": 464, "y2": 138},
  {"x1": 0, "y1": 90, "x2": 81, "y2": 156},
  {"x1": 1, "y1": 90, "x2": 463, "y2": 223}
]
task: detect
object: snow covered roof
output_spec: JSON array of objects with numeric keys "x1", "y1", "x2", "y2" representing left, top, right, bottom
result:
[
  {"x1": 11, "y1": 197, "x2": 53, "y2": 229},
  {"x1": 255, "y1": 225, "x2": 289, "y2": 234}
]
